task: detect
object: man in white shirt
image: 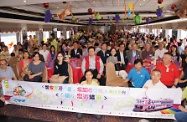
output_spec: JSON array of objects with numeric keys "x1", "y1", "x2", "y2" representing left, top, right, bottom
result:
[
  {"x1": 143, "y1": 69, "x2": 167, "y2": 89},
  {"x1": 155, "y1": 42, "x2": 168, "y2": 59},
  {"x1": 39, "y1": 44, "x2": 49, "y2": 62}
]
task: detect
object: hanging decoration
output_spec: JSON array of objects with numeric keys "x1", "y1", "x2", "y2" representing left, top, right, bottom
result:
[
  {"x1": 109, "y1": 16, "x2": 113, "y2": 21},
  {"x1": 43, "y1": 3, "x2": 52, "y2": 23},
  {"x1": 121, "y1": 18, "x2": 125, "y2": 22},
  {"x1": 133, "y1": 13, "x2": 142, "y2": 24},
  {"x1": 72, "y1": 16, "x2": 76, "y2": 21},
  {"x1": 171, "y1": 4, "x2": 177, "y2": 10},
  {"x1": 146, "y1": 18, "x2": 150, "y2": 24},
  {"x1": 95, "y1": 13, "x2": 101, "y2": 20},
  {"x1": 43, "y1": 3, "x2": 49, "y2": 8},
  {"x1": 127, "y1": 10, "x2": 132, "y2": 17},
  {"x1": 158, "y1": 0, "x2": 163, "y2": 4},
  {"x1": 175, "y1": 0, "x2": 187, "y2": 18},
  {"x1": 57, "y1": 4, "x2": 73, "y2": 20},
  {"x1": 156, "y1": 6, "x2": 163, "y2": 18},
  {"x1": 88, "y1": 18, "x2": 93, "y2": 25},
  {"x1": 115, "y1": 14, "x2": 120, "y2": 23},
  {"x1": 88, "y1": 8, "x2": 92, "y2": 13},
  {"x1": 124, "y1": 4, "x2": 126, "y2": 17},
  {"x1": 44, "y1": 10, "x2": 52, "y2": 23}
]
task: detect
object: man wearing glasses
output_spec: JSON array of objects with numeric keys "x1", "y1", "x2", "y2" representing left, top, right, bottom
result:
[{"x1": 0, "y1": 59, "x2": 17, "y2": 107}]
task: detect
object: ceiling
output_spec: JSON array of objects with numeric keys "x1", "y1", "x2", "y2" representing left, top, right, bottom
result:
[{"x1": 0, "y1": 0, "x2": 182, "y2": 26}]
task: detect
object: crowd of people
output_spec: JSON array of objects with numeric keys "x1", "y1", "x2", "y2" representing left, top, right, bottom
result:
[{"x1": 0, "y1": 30, "x2": 187, "y2": 121}]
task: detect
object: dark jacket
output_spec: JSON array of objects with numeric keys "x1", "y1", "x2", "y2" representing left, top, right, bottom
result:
[
  {"x1": 116, "y1": 50, "x2": 128, "y2": 66},
  {"x1": 97, "y1": 50, "x2": 110, "y2": 64},
  {"x1": 70, "y1": 48, "x2": 82, "y2": 58}
]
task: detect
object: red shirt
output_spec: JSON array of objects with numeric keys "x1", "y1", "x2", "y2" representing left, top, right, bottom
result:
[{"x1": 156, "y1": 62, "x2": 179, "y2": 86}]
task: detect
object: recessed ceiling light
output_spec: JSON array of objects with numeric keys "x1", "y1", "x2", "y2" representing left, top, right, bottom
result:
[
  {"x1": 118, "y1": 4, "x2": 119, "y2": 6},
  {"x1": 143, "y1": 0, "x2": 145, "y2": 1},
  {"x1": 23, "y1": 0, "x2": 26, "y2": 3},
  {"x1": 140, "y1": 4, "x2": 142, "y2": 6},
  {"x1": 57, "y1": 6, "x2": 59, "y2": 8},
  {"x1": 96, "y1": 4, "x2": 98, "y2": 6},
  {"x1": 70, "y1": 2, "x2": 71, "y2": 4},
  {"x1": 93, "y1": 1, "x2": 95, "y2": 3}
]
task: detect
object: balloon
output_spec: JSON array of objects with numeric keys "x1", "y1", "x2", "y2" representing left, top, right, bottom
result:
[
  {"x1": 91, "y1": 14, "x2": 95, "y2": 18},
  {"x1": 156, "y1": 8, "x2": 163, "y2": 18},
  {"x1": 43, "y1": 3, "x2": 49, "y2": 8},
  {"x1": 158, "y1": 0, "x2": 163, "y2": 4},
  {"x1": 146, "y1": 18, "x2": 150, "y2": 24},
  {"x1": 72, "y1": 16, "x2": 76, "y2": 21},
  {"x1": 44, "y1": 10, "x2": 52, "y2": 23},
  {"x1": 121, "y1": 19, "x2": 124, "y2": 22},
  {"x1": 171, "y1": 4, "x2": 177, "y2": 10},
  {"x1": 88, "y1": 8, "x2": 92, "y2": 13},
  {"x1": 115, "y1": 14, "x2": 120, "y2": 23},
  {"x1": 109, "y1": 16, "x2": 113, "y2": 21},
  {"x1": 88, "y1": 18, "x2": 93, "y2": 25},
  {"x1": 133, "y1": 13, "x2": 142, "y2": 24},
  {"x1": 128, "y1": 3, "x2": 133, "y2": 10},
  {"x1": 127, "y1": 10, "x2": 132, "y2": 17},
  {"x1": 158, "y1": 5, "x2": 163, "y2": 9},
  {"x1": 96, "y1": 13, "x2": 101, "y2": 20}
]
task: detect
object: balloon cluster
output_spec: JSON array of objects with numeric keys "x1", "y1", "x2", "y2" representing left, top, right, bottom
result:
[
  {"x1": 115, "y1": 14, "x2": 120, "y2": 22},
  {"x1": 43, "y1": 3, "x2": 52, "y2": 23},
  {"x1": 45, "y1": 10, "x2": 52, "y2": 23},
  {"x1": 156, "y1": 5, "x2": 163, "y2": 18},
  {"x1": 133, "y1": 13, "x2": 142, "y2": 24}
]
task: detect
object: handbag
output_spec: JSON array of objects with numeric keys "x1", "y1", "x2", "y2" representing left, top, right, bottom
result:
[
  {"x1": 115, "y1": 63, "x2": 125, "y2": 71},
  {"x1": 49, "y1": 75, "x2": 68, "y2": 84}
]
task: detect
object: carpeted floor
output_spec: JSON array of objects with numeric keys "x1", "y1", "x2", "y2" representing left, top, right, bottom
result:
[{"x1": 0, "y1": 105, "x2": 173, "y2": 122}]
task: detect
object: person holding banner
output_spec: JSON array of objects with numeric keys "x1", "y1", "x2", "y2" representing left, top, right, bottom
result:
[
  {"x1": 81, "y1": 46, "x2": 106, "y2": 86},
  {"x1": 77, "y1": 69, "x2": 102, "y2": 120},
  {"x1": 143, "y1": 69, "x2": 167, "y2": 89},
  {"x1": 156, "y1": 52, "x2": 179, "y2": 88},
  {"x1": 27, "y1": 52, "x2": 45, "y2": 82},
  {"x1": 0, "y1": 59, "x2": 17, "y2": 82},
  {"x1": 123, "y1": 59, "x2": 150, "y2": 88}
]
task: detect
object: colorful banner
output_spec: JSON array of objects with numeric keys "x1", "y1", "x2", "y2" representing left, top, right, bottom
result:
[{"x1": 2, "y1": 80, "x2": 182, "y2": 119}]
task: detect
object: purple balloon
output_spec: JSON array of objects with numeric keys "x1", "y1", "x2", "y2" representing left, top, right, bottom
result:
[
  {"x1": 44, "y1": 10, "x2": 52, "y2": 23},
  {"x1": 115, "y1": 15, "x2": 120, "y2": 23},
  {"x1": 88, "y1": 18, "x2": 92, "y2": 25},
  {"x1": 146, "y1": 18, "x2": 150, "y2": 24},
  {"x1": 156, "y1": 8, "x2": 162, "y2": 18}
]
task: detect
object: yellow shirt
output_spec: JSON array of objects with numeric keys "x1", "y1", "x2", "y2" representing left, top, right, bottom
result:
[
  {"x1": 51, "y1": 39, "x2": 57, "y2": 51},
  {"x1": 81, "y1": 80, "x2": 99, "y2": 86}
]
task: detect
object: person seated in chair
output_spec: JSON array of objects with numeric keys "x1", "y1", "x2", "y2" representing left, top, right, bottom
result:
[
  {"x1": 0, "y1": 59, "x2": 17, "y2": 82},
  {"x1": 26, "y1": 52, "x2": 45, "y2": 82},
  {"x1": 70, "y1": 41, "x2": 82, "y2": 58},
  {"x1": 80, "y1": 46, "x2": 106, "y2": 86},
  {"x1": 123, "y1": 59, "x2": 150, "y2": 88},
  {"x1": 76, "y1": 69, "x2": 102, "y2": 120}
]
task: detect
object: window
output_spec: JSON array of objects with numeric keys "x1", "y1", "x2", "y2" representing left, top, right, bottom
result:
[{"x1": 0, "y1": 33, "x2": 17, "y2": 53}]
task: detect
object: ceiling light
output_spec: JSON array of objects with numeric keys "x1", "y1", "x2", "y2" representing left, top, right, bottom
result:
[
  {"x1": 23, "y1": 0, "x2": 26, "y2": 3},
  {"x1": 140, "y1": 4, "x2": 142, "y2": 6},
  {"x1": 96, "y1": 4, "x2": 98, "y2": 6},
  {"x1": 57, "y1": 6, "x2": 59, "y2": 8},
  {"x1": 143, "y1": 0, "x2": 145, "y2": 1},
  {"x1": 70, "y1": 2, "x2": 71, "y2": 4},
  {"x1": 118, "y1": 4, "x2": 119, "y2": 6},
  {"x1": 93, "y1": 1, "x2": 95, "y2": 3}
]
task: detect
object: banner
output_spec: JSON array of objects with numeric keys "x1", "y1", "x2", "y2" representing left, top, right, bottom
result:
[{"x1": 2, "y1": 80, "x2": 182, "y2": 119}]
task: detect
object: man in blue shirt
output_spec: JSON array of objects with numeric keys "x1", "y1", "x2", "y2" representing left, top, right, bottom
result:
[{"x1": 124, "y1": 59, "x2": 150, "y2": 88}]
